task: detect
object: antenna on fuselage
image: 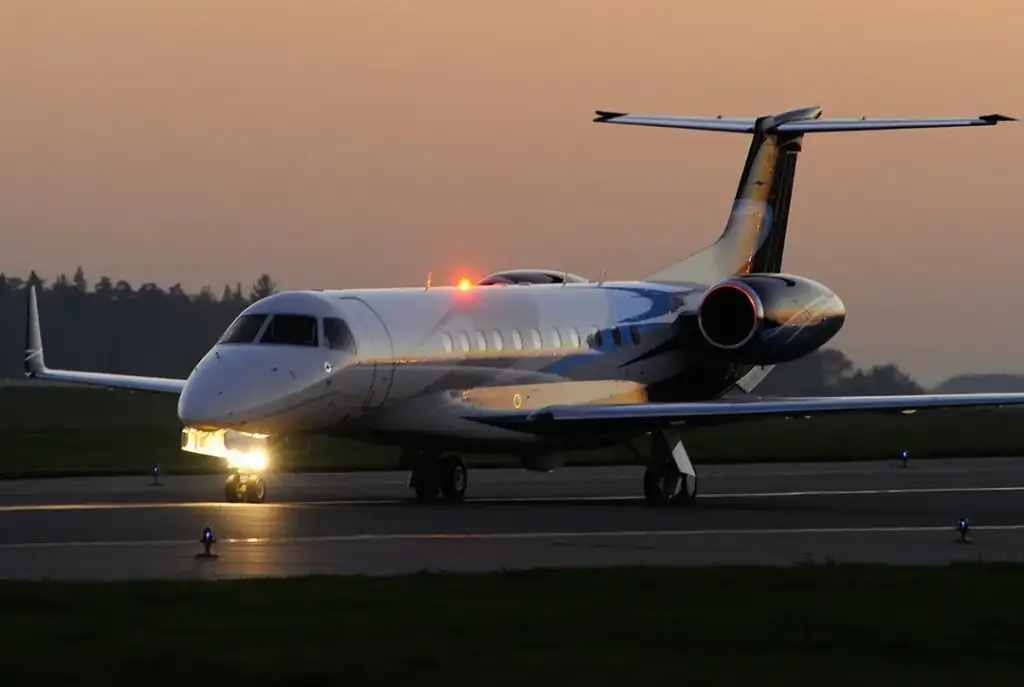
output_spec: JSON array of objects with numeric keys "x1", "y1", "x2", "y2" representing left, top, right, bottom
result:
[
  {"x1": 563, "y1": 270, "x2": 568, "y2": 287},
  {"x1": 425, "y1": 271, "x2": 432, "y2": 290},
  {"x1": 598, "y1": 268, "x2": 606, "y2": 285}
]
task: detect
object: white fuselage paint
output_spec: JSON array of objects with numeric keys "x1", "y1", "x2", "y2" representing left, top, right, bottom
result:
[{"x1": 176, "y1": 281, "x2": 700, "y2": 451}]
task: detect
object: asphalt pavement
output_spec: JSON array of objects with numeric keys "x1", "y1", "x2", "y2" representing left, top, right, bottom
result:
[{"x1": 1, "y1": 456, "x2": 1023, "y2": 580}]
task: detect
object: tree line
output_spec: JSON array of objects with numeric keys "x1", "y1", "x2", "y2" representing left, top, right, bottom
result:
[{"x1": 0, "y1": 267, "x2": 922, "y2": 394}]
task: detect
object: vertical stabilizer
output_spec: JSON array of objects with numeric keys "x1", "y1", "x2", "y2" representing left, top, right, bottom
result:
[
  {"x1": 643, "y1": 105, "x2": 819, "y2": 283},
  {"x1": 593, "y1": 105, "x2": 1014, "y2": 286}
]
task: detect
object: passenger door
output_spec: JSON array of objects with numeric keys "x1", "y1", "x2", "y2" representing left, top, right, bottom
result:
[{"x1": 336, "y1": 297, "x2": 395, "y2": 409}]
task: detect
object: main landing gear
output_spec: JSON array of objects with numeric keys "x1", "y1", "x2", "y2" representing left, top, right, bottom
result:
[
  {"x1": 408, "y1": 453, "x2": 468, "y2": 503},
  {"x1": 224, "y1": 470, "x2": 267, "y2": 503},
  {"x1": 640, "y1": 429, "x2": 698, "y2": 507}
]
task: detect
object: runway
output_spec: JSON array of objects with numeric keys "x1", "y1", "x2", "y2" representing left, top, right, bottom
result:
[{"x1": 2, "y1": 456, "x2": 1024, "y2": 580}]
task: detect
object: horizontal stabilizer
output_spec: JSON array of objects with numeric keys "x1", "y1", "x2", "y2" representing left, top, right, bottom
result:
[
  {"x1": 776, "y1": 114, "x2": 1017, "y2": 133},
  {"x1": 594, "y1": 109, "x2": 1016, "y2": 134},
  {"x1": 594, "y1": 110, "x2": 756, "y2": 133}
]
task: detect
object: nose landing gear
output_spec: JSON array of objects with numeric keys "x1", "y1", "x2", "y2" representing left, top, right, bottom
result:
[{"x1": 224, "y1": 470, "x2": 267, "y2": 503}]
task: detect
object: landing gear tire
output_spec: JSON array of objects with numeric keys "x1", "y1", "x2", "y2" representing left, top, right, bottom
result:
[
  {"x1": 643, "y1": 461, "x2": 697, "y2": 507},
  {"x1": 411, "y1": 466, "x2": 440, "y2": 502},
  {"x1": 224, "y1": 471, "x2": 266, "y2": 504},
  {"x1": 409, "y1": 455, "x2": 467, "y2": 503},
  {"x1": 438, "y1": 456, "x2": 467, "y2": 503}
]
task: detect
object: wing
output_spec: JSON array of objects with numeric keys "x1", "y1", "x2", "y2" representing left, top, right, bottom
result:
[
  {"x1": 469, "y1": 392, "x2": 1024, "y2": 438},
  {"x1": 23, "y1": 286, "x2": 187, "y2": 394}
]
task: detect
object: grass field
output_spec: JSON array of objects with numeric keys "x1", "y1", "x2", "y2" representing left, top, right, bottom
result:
[
  {"x1": 2, "y1": 386, "x2": 1024, "y2": 478},
  {"x1": 1, "y1": 564, "x2": 1023, "y2": 685}
]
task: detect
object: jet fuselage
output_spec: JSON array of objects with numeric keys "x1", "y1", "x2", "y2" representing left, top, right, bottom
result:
[{"x1": 177, "y1": 273, "x2": 846, "y2": 453}]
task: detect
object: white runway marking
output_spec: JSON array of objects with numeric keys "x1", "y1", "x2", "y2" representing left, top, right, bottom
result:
[
  {"x1": 273, "y1": 464, "x2": 1024, "y2": 486},
  {"x1": 2, "y1": 483, "x2": 1024, "y2": 513},
  {"x1": 0, "y1": 524, "x2": 1022, "y2": 550}
]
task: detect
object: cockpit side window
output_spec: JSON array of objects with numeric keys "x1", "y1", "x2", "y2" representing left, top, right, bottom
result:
[
  {"x1": 323, "y1": 317, "x2": 357, "y2": 354},
  {"x1": 259, "y1": 315, "x2": 319, "y2": 347},
  {"x1": 219, "y1": 314, "x2": 268, "y2": 344}
]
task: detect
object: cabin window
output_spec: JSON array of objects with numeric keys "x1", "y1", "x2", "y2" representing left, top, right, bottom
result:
[
  {"x1": 550, "y1": 328, "x2": 562, "y2": 348},
  {"x1": 492, "y1": 330, "x2": 504, "y2": 352},
  {"x1": 476, "y1": 330, "x2": 488, "y2": 351},
  {"x1": 531, "y1": 328, "x2": 542, "y2": 349},
  {"x1": 611, "y1": 327, "x2": 622, "y2": 346},
  {"x1": 569, "y1": 327, "x2": 581, "y2": 348},
  {"x1": 259, "y1": 315, "x2": 318, "y2": 347},
  {"x1": 630, "y1": 326, "x2": 641, "y2": 345},
  {"x1": 459, "y1": 331, "x2": 471, "y2": 353},
  {"x1": 323, "y1": 317, "x2": 357, "y2": 354},
  {"x1": 511, "y1": 330, "x2": 523, "y2": 350},
  {"x1": 219, "y1": 314, "x2": 267, "y2": 344},
  {"x1": 441, "y1": 331, "x2": 454, "y2": 354}
]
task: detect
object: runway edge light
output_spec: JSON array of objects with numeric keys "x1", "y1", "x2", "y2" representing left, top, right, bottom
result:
[
  {"x1": 198, "y1": 525, "x2": 218, "y2": 559},
  {"x1": 957, "y1": 517, "x2": 971, "y2": 543}
]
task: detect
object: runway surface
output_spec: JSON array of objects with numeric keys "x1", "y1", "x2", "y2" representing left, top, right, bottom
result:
[{"x1": 2, "y1": 456, "x2": 1024, "y2": 580}]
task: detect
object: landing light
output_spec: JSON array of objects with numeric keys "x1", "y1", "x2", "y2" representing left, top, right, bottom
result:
[
  {"x1": 181, "y1": 427, "x2": 271, "y2": 473},
  {"x1": 226, "y1": 449, "x2": 267, "y2": 472}
]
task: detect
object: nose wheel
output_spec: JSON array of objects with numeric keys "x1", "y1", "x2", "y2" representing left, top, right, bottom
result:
[
  {"x1": 409, "y1": 454, "x2": 467, "y2": 503},
  {"x1": 224, "y1": 471, "x2": 266, "y2": 503}
]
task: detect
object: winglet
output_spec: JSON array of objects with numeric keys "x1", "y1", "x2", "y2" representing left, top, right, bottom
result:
[
  {"x1": 24, "y1": 286, "x2": 46, "y2": 377},
  {"x1": 594, "y1": 110, "x2": 627, "y2": 122},
  {"x1": 979, "y1": 114, "x2": 1018, "y2": 123},
  {"x1": 18, "y1": 284, "x2": 187, "y2": 394}
]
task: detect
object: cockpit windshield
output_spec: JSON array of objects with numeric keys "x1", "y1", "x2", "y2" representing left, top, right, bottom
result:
[
  {"x1": 323, "y1": 317, "x2": 357, "y2": 354},
  {"x1": 218, "y1": 313, "x2": 343, "y2": 349},
  {"x1": 219, "y1": 314, "x2": 268, "y2": 344},
  {"x1": 259, "y1": 314, "x2": 319, "y2": 347}
]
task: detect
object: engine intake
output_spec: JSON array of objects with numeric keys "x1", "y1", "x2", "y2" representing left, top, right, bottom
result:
[
  {"x1": 697, "y1": 283, "x2": 762, "y2": 349},
  {"x1": 696, "y1": 274, "x2": 846, "y2": 365}
]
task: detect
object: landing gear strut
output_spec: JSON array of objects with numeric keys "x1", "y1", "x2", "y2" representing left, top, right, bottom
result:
[
  {"x1": 224, "y1": 470, "x2": 267, "y2": 503},
  {"x1": 641, "y1": 429, "x2": 698, "y2": 506},
  {"x1": 408, "y1": 454, "x2": 467, "y2": 503}
]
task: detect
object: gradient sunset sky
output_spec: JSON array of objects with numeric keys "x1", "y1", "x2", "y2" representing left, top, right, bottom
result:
[{"x1": 1, "y1": 1, "x2": 1021, "y2": 385}]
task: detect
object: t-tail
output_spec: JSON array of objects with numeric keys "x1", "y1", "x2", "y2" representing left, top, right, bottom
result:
[{"x1": 594, "y1": 106, "x2": 1015, "y2": 285}]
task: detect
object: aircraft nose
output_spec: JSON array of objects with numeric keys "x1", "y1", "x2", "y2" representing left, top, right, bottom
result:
[
  {"x1": 177, "y1": 350, "x2": 252, "y2": 427},
  {"x1": 177, "y1": 373, "x2": 226, "y2": 427},
  {"x1": 177, "y1": 345, "x2": 337, "y2": 430}
]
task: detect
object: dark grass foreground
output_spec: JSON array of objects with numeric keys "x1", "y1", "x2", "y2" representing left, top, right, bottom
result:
[{"x1": 1, "y1": 564, "x2": 1023, "y2": 686}]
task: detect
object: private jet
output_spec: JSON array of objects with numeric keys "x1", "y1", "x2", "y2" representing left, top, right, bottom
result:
[{"x1": 23, "y1": 105, "x2": 1021, "y2": 505}]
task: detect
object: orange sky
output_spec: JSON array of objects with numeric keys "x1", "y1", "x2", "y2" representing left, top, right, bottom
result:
[{"x1": 0, "y1": 0, "x2": 1021, "y2": 385}]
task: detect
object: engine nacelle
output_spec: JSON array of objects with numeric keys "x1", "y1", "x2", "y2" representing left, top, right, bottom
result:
[
  {"x1": 696, "y1": 273, "x2": 846, "y2": 364},
  {"x1": 477, "y1": 269, "x2": 589, "y2": 286}
]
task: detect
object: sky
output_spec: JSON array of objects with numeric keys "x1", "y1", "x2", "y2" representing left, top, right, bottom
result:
[{"x1": 0, "y1": 0, "x2": 1021, "y2": 386}]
